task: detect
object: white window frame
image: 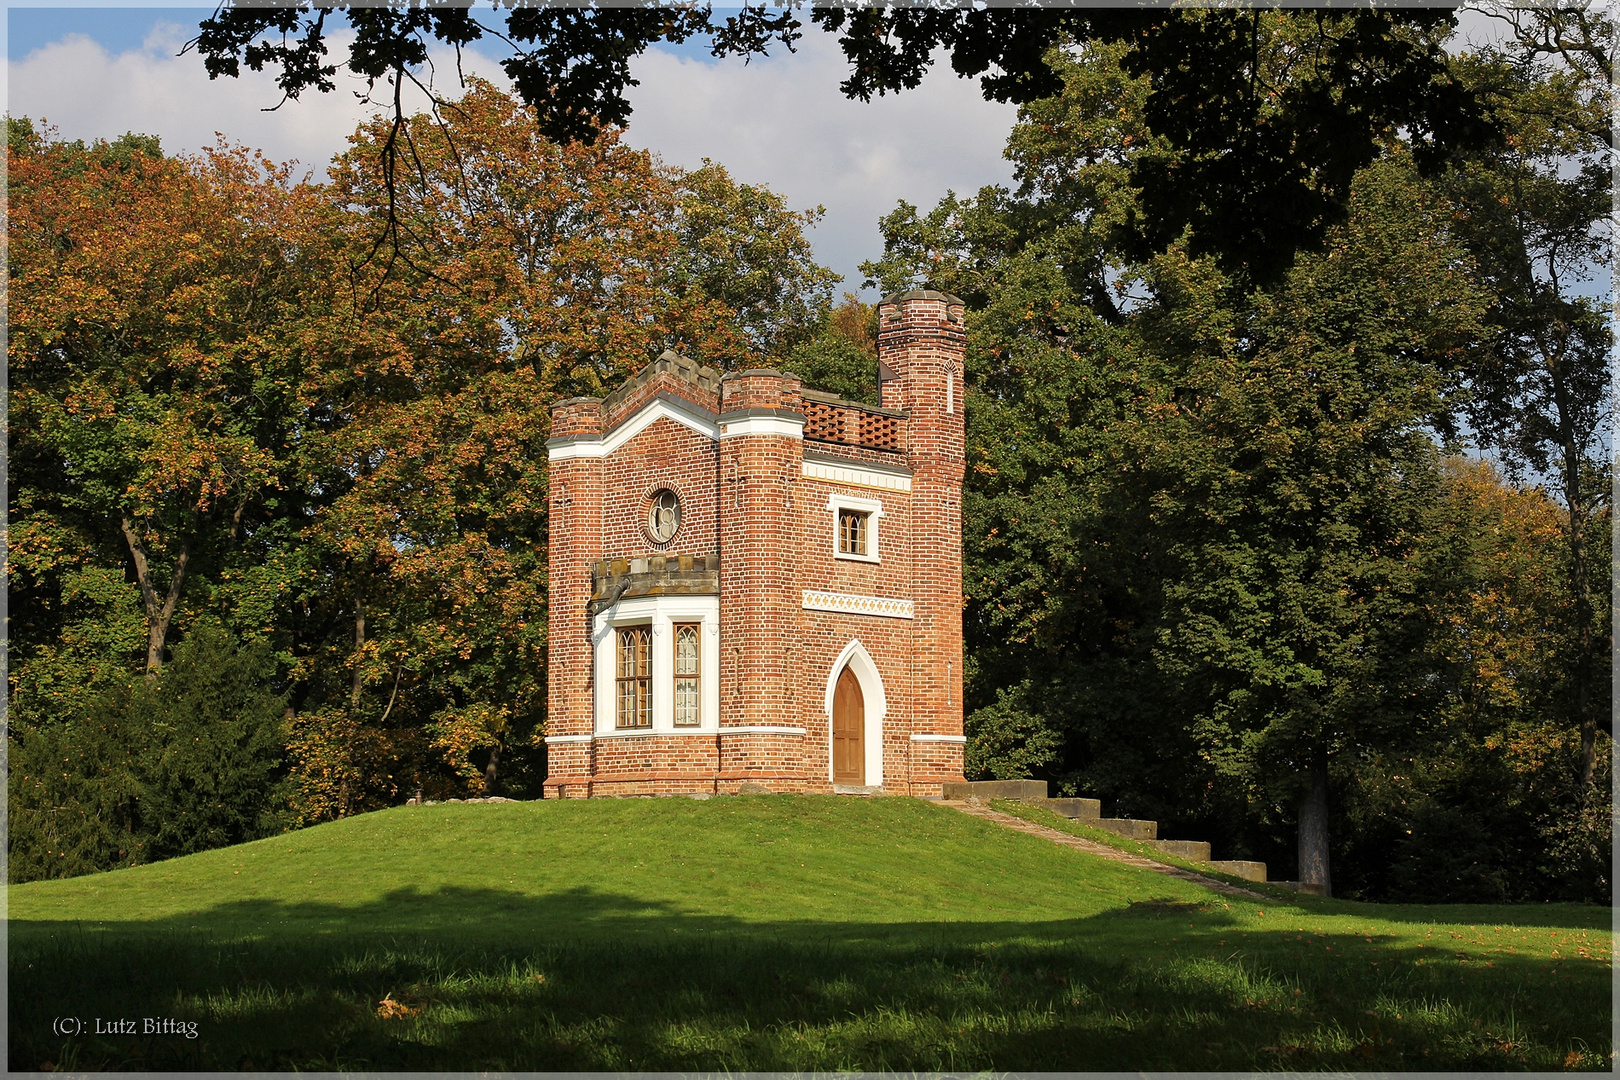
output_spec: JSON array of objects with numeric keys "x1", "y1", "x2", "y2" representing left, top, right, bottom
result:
[
  {"x1": 593, "y1": 595, "x2": 720, "y2": 735},
  {"x1": 828, "y1": 492, "x2": 884, "y2": 564},
  {"x1": 672, "y1": 621, "x2": 702, "y2": 726},
  {"x1": 613, "y1": 623, "x2": 653, "y2": 729}
]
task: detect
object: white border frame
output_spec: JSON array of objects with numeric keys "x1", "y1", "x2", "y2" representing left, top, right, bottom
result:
[
  {"x1": 823, "y1": 639, "x2": 886, "y2": 787},
  {"x1": 593, "y1": 594, "x2": 721, "y2": 735},
  {"x1": 827, "y1": 492, "x2": 884, "y2": 564}
]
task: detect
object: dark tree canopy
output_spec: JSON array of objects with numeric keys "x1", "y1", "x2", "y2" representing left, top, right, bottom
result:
[{"x1": 191, "y1": 2, "x2": 1495, "y2": 284}]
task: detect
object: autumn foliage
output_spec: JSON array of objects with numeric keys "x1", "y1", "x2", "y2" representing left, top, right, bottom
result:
[{"x1": 7, "y1": 88, "x2": 842, "y2": 866}]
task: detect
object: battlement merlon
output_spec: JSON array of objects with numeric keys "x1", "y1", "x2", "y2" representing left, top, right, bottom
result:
[
  {"x1": 549, "y1": 396, "x2": 605, "y2": 440},
  {"x1": 876, "y1": 289, "x2": 966, "y2": 412},
  {"x1": 719, "y1": 367, "x2": 803, "y2": 416}
]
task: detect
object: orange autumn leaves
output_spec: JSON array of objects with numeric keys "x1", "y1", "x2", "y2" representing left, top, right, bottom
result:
[
  {"x1": 1423, "y1": 457, "x2": 1581, "y2": 722},
  {"x1": 10, "y1": 134, "x2": 317, "y2": 522},
  {"x1": 10, "y1": 85, "x2": 838, "y2": 817},
  {"x1": 9, "y1": 126, "x2": 326, "y2": 684}
]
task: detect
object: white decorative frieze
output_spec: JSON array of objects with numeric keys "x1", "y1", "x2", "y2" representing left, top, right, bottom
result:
[
  {"x1": 801, "y1": 459, "x2": 912, "y2": 491},
  {"x1": 801, "y1": 590, "x2": 914, "y2": 620}
]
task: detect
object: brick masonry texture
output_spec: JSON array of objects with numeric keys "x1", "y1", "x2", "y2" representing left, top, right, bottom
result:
[{"x1": 545, "y1": 290, "x2": 967, "y2": 798}]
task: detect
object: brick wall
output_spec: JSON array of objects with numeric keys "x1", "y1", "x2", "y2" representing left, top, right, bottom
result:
[{"x1": 718, "y1": 369, "x2": 805, "y2": 731}]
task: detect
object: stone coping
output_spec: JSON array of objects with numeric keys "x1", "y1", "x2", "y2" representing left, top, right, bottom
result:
[{"x1": 880, "y1": 288, "x2": 965, "y2": 307}]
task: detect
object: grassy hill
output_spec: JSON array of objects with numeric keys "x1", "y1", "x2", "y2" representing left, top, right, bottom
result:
[{"x1": 11, "y1": 794, "x2": 1611, "y2": 1071}]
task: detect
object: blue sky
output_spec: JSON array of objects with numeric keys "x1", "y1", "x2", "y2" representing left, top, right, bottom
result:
[
  {"x1": 8, "y1": 6, "x2": 735, "y2": 63},
  {"x1": 11, "y1": 7, "x2": 207, "y2": 59}
]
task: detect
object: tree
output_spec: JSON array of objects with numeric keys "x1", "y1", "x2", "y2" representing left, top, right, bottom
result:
[
  {"x1": 673, "y1": 161, "x2": 841, "y2": 362},
  {"x1": 8, "y1": 122, "x2": 322, "y2": 687},
  {"x1": 1332, "y1": 459, "x2": 1610, "y2": 903},
  {"x1": 1445, "y1": 4, "x2": 1613, "y2": 789},
  {"x1": 9, "y1": 623, "x2": 290, "y2": 882},
  {"x1": 1135, "y1": 160, "x2": 1487, "y2": 894},
  {"x1": 863, "y1": 30, "x2": 1491, "y2": 893},
  {"x1": 189, "y1": 3, "x2": 1496, "y2": 282},
  {"x1": 778, "y1": 294, "x2": 883, "y2": 406}
]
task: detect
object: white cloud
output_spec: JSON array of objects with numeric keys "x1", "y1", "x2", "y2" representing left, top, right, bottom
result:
[
  {"x1": 8, "y1": 19, "x2": 1018, "y2": 293},
  {"x1": 6, "y1": 21, "x2": 492, "y2": 180},
  {"x1": 624, "y1": 36, "x2": 1019, "y2": 293}
]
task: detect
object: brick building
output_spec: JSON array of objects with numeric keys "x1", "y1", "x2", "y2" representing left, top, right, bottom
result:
[{"x1": 542, "y1": 289, "x2": 967, "y2": 797}]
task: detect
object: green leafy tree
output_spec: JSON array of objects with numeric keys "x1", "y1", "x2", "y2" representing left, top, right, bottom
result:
[
  {"x1": 7, "y1": 121, "x2": 322, "y2": 688},
  {"x1": 1135, "y1": 155, "x2": 1487, "y2": 894},
  {"x1": 1445, "y1": 5, "x2": 1613, "y2": 789},
  {"x1": 865, "y1": 31, "x2": 1492, "y2": 893},
  {"x1": 190, "y1": 5, "x2": 1495, "y2": 281},
  {"x1": 778, "y1": 294, "x2": 882, "y2": 405},
  {"x1": 1336, "y1": 460, "x2": 1610, "y2": 903},
  {"x1": 673, "y1": 161, "x2": 841, "y2": 361},
  {"x1": 9, "y1": 624, "x2": 290, "y2": 882}
]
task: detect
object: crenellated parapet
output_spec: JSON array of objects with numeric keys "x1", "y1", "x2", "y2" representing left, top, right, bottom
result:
[{"x1": 599, "y1": 350, "x2": 722, "y2": 433}]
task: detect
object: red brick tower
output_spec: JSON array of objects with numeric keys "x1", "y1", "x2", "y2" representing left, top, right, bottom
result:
[
  {"x1": 882, "y1": 289, "x2": 967, "y2": 786},
  {"x1": 717, "y1": 369, "x2": 808, "y2": 783}
]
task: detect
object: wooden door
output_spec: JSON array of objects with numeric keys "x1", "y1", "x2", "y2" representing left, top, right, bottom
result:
[{"x1": 832, "y1": 666, "x2": 865, "y2": 784}]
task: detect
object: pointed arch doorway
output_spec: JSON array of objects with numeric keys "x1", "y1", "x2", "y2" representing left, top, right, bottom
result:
[
  {"x1": 824, "y1": 639, "x2": 886, "y2": 789},
  {"x1": 832, "y1": 666, "x2": 865, "y2": 784}
]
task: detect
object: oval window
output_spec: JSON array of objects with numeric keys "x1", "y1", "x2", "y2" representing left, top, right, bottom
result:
[{"x1": 647, "y1": 489, "x2": 681, "y2": 543}]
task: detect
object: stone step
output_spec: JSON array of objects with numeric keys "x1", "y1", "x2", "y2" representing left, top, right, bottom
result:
[
  {"x1": 941, "y1": 779, "x2": 1049, "y2": 801},
  {"x1": 1206, "y1": 860, "x2": 1267, "y2": 882},
  {"x1": 1035, "y1": 797, "x2": 1102, "y2": 820},
  {"x1": 941, "y1": 782, "x2": 1269, "y2": 883},
  {"x1": 1148, "y1": 838, "x2": 1211, "y2": 862},
  {"x1": 1094, "y1": 817, "x2": 1158, "y2": 841}
]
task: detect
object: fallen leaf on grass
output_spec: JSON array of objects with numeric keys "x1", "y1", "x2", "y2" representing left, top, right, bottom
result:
[{"x1": 377, "y1": 995, "x2": 423, "y2": 1020}]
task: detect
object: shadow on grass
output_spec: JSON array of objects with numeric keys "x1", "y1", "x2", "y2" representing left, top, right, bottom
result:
[
  {"x1": 12, "y1": 884, "x2": 1612, "y2": 1072},
  {"x1": 996, "y1": 802, "x2": 1611, "y2": 933},
  {"x1": 1299, "y1": 896, "x2": 1613, "y2": 930}
]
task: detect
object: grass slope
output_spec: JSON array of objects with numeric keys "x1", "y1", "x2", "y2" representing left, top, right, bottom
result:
[{"x1": 11, "y1": 795, "x2": 1612, "y2": 1071}]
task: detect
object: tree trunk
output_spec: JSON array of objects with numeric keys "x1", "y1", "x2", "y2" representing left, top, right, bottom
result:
[
  {"x1": 1547, "y1": 336, "x2": 1600, "y2": 788},
  {"x1": 120, "y1": 517, "x2": 190, "y2": 679},
  {"x1": 1298, "y1": 765, "x2": 1332, "y2": 897},
  {"x1": 483, "y1": 743, "x2": 501, "y2": 796},
  {"x1": 350, "y1": 600, "x2": 366, "y2": 708},
  {"x1": 338, "y1": 599, "x2": 366, "y2": 819}
]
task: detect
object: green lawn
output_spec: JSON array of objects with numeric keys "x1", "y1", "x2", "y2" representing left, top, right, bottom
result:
[{"x1": 10, "y1": 795, "x2": 1612, "y2": 1071}]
